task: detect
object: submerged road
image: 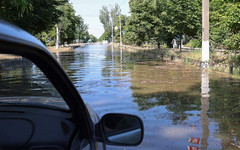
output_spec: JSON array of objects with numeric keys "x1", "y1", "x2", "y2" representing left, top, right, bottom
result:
[
  {"x1": 3, "y1": 43, "x2": 240, "y2": 149},
  {"x1": 57, "y1": 44, "x2": 240, "y2": 149}
]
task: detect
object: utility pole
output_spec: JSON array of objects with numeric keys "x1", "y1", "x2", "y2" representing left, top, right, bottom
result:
[
  {"x1": 118, "y1": 5, "x2": 122, "y2": 46},
  {"x1": 112, "y1": 20, "x2": 114, "y2": 44},
  {"x1": 109, "y1": 5, "x2": 114, "y2": 44},
  {"x1": 202, "y1": 0, "x2": 210, "y2": 68},
  {"x1": 56, "y1": 24, "x2": 60, "y2": 49}
]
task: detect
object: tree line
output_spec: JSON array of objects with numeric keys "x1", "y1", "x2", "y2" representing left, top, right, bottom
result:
[
  {"x1": 99, "y1": 0, "x2": 240, "y2": 52},
  {"x1": 0, "y1": 0, "x2": 97, "y2": 47}
]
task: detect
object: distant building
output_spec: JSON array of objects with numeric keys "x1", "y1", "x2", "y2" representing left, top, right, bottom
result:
[{"x1": 171, "y1": 35, "x2": 185, "y2": 48}]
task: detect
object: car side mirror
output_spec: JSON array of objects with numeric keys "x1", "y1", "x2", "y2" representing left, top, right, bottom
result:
[{"x1": 95, "y1": 113, "x2": 144, "y2": 146}]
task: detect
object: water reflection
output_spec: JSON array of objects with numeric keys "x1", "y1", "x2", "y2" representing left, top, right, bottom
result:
[
  {"x1": 209, "y1": 75, "x2": 240, "y2": 149},
  {"x1": 0, "y1": 58, "x2": 56, "y2": 97},
  {"x1": 3, "y1": 45, "x2": 240, "y2": 149},
  {"x1": 130, "y1": 60, "x2": 202, "y2": 124},
  {"x1": 0, "y1": 55, "x2": 66, "y2": 109},
  {"x1": 200, "y1": 69, "x2": 210, "y2": 149}
]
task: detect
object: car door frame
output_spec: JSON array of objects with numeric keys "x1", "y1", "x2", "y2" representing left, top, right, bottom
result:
[{"x1": 0, "y1": 20, "x2": 94, "y2": 142}]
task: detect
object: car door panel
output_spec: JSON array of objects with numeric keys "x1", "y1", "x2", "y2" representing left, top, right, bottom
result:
[{"x1": 0, "y1": 106, "x2": 76, "y2": 149}]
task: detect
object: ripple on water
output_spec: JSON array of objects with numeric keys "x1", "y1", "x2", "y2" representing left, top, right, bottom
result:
[{"x1": 60, "y1": 45, "x2": 240, "y2": 150}]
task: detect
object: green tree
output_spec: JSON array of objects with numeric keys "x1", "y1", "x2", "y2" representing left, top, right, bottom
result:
[
  {"x1": 122, "y1": 0, "x2": 201, "y2": 48},
  {"x1": 160, "y1": 0, "x2": 201, "y2": 50},
  {"x1": 75, "y1": 15, "x2": 89, "y2": 43},
  {"x1": 152, "y1": 0, "x2": 173, "y2": 48},
  {"x1": 89, "y1": 34, "x2": 98, "y2": 43},
  {"x1": 99, "y1": 32, "x2": 109, "y2": 41},
  {"x1": 210, "y1": 0, "x2": 240, "y2": 52},
  {"x1": 0, "y1": 0, "x2": 64, "y2": 34},
  {"x1": 36, "y1": 2, "x2": 90, "y2": 45},
  {"x1": 114, "y1": 15, "x2": 128, "y2": 43},
  {"x1": 57, "y1": 2, "x2": 78, "y2": 44},
  {"x1": 126, "y1": 0, "x2": 156, "y2": 46},
  {"x1": 99, "y1": 4, "x2": 120, "y2": 42},
  {"x1": 99, "y1": 6, "x2": 111, "y2": 41}
]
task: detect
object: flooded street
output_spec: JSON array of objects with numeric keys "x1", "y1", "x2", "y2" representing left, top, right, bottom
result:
[
  {"x1": 1, "y1": 44, "x2": 240, "y2": 149},
  {"x1": 1, "y1": 0, "x2": 239, "y2": 149},
  {"x1": 54, "y1": 44, "x2": 240, "y2": 149}
]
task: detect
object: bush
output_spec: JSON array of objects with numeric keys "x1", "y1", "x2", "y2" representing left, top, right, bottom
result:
[
  {"x1": 190, "y1": 39, "x2": 201, "y2": 48},
  {"x1": 46, "y1": 40, "x2": 55, "y2": 46}
]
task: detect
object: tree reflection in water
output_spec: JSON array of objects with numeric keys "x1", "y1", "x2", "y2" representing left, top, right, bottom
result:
[{"x1": 50, "y1": 46, "x2": 240, "y2": 149}]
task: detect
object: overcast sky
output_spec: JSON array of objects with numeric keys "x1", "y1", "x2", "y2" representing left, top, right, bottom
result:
[{"x1": 69, "y1": 0, "x2": 130, "y2": 38}]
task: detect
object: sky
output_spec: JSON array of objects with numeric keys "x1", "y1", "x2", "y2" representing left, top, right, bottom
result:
[{"x1": 69, "y1": 0, "x2": 130, "y2": 38}]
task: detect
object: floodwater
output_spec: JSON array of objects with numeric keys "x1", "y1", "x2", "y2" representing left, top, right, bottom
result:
[
  {"x1": 1, "y1": 44, "x2": 240, "y2": 149},
  {"x1": 58, "y1": 44, "x2": 240, "y2": 150}
]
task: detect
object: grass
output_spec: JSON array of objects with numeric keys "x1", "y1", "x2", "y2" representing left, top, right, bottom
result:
[
  {"x1": 168, "y1": 49, "x2": 202, "y2": 60},
  {"x1": 185, "y1": 50, "x2": 202, "y2": 60}
]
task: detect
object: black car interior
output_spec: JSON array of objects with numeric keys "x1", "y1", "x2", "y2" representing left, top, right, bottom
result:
[{"x1": 0, "y1": 105, "x2": 77, "y2": 149}]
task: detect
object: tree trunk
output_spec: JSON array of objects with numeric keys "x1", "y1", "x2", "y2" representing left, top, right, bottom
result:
[
  {"x1": 79, "y1": 26, "x2": 80, "y2": 43},
  {"x1": 229, "y1": 65, "x2": 233, "y2": 74},
  {"x1": 179, "y1": 34, "x2": 182, "y2": 51},
  {"x1": 157, "y1": 42, "x2": 160, "y2": 50},
  {"x1": 56, "y1": 24, "x2": 60, "y2": 49}
]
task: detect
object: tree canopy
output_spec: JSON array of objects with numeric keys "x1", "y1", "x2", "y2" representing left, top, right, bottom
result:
[
  {"x1": 99, "y1": 0, "x2": 239, "y2": 52},
  {"x1": 0, "y1": 0, "x2": 64, "y2": 34},
  {"x1": 1, "y1": 0, "x2": 92, "y2": 46},
  {"x1": 99, "y1": 4, "x2": 120, "y2": 41},
  {"x1": 210, "y1": 0, "x2": 240, "y2": 52}
]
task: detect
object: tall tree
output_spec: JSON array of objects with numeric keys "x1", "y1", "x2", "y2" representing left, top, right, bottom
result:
[
  {"x1": 99, "y1": 6, "x2": 111, "y2": 41},
  {"x1": 75, "y1": 15, "x2": 90, "y2": 43},
  {"x1": 36, "y1": 3, "x2": 90, "y2": 46},
  {"x1": 163, "y1": 0, "x2": 201, "y2": 50},
  {"x1": 210, "y1": 0, "x2": 240, "y2": 52},
  {"x1": 99, "y1": 4, "x2": 120, "y2": 42},
  {"x1": 57, "y1": 2, "x2": 77, "y2": 44},
  {"x1": 153, "y1": 0, "x2": 173, "y2": 48},
  {"x1": 122, "y1": 0, "x2": 202, "y2": 48},
  {"x1": 126, "y1": 0, "x2": 156, "y2": 46},
  {"x1": 0, "y1": 0, "x2": 64, "y2": 34}
]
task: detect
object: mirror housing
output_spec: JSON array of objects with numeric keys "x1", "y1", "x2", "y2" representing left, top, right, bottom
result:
[{"x1": 95, "y1": 113, "x2": 144, "y2": 146}]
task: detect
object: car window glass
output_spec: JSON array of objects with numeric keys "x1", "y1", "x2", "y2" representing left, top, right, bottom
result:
[{"x1": 0, "y1": 53, "x2": 69, "y2": 110}]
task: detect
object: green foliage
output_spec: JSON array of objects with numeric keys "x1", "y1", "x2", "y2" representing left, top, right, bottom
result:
[
  {"x1": 114, "y1": 15, "x2": 128, "y2": 43},
  {"x1": 126, "y1": 0, "x2": 156, "y2": 45},
  {"x1": 166, "y1": 0, "x2": 201, "y2": 36},
  {"x1": 99, "y1": 6, "x2": 111, "y2": 41},
  {"x1": 0, "y1": 0, "x2": 64, "y2": 34},
  {"x1": 89, "y1": 34, "x2": 98, "y2": 43},
  {"x1": 190, "y1": 39, "x2": 202, "y2": 48},
  {"x1": 99, "y1": 32, "x2": 109, "y2": 41},
  {"x1": 57, "y1": 3, "x2": 78, "y2": 44},
  {"x1": 35, "y1": 29, "x2": 56, "y2": 46},
  {"x1": 224, "y1": 33, "x2": 240, "y2": 52},
  {"x1": 1, "y1": 1, "x2": 90, "y2": 45},
  {"x1": 36, "y1": 3, "x2": 90, "y2": 45},
  {"x1": 75, "y1": 15, "x2": 89, "y2": 43},
  {"x1": 99, "y1": 4, "x2": 120, "y2": 42},
  {"x1": 120, "y1": 0, "x2": 201, "y2": 47},
  {"x1": 99, "y1": 0, "x2": 239, "y2": 54},
  {"x1": 210, "y1": 0, "x2": 240, "y2": 51}
]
